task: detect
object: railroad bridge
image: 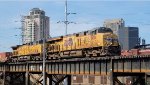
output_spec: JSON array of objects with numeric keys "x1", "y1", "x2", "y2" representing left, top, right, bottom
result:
[{"x1": 0, "y1": 55, "x2": 150, "y2": 85}]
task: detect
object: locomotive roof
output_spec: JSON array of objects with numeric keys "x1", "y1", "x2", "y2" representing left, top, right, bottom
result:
[
  {"x1": 47, "y1": 36, "x2": 63, "y2": 42},
  {"x1": 64, "y1": 27, "x2": 113, "y2": 36},
  {"x1": 99, "y1": 27, "x2": 113, "y2": 32},
  {"x1": 11, "y1": 45, "x2": 22, "y2": 50},
  {"x1": 47, "y1": 27, "x2": 113, "y2": 41}
]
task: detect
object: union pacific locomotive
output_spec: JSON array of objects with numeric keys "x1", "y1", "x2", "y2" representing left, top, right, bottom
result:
[{"x1": 11, "y1": 27, "x2": 121, "y2": 61}]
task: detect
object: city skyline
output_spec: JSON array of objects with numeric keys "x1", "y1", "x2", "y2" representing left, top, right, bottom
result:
[
  {"x1": 103, "y1": 18, "x2": 139, "y2": 50},
  {"x1": 0, "y1": 0, "x2": 150, "y2": 51}
]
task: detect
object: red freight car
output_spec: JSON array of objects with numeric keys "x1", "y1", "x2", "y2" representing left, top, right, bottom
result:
[
  {"x1": 121, "y1": 49, "x2": 139, "y2": 56},
  {"x1": 0, "y1": 52, "x2": 12, "y2": 62},
  {"x1": 121, "y1": 44, "x2": 150, "y2": 56}
]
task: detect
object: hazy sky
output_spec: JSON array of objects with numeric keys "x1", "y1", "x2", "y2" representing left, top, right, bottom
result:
[{"x1": 0, "y1": 0, "x2": 150, "y2": 52}]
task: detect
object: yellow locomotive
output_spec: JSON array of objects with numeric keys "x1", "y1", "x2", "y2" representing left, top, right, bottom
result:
[
  {"x1": 12, "y1": 44, "x2": 43, "y2": 61},
  {"x1": 11, "y1": 27, "x2": 120, "y2": 61},
  {"x1": 47, "y1": 27, "x2": 120, "y2": 59}
]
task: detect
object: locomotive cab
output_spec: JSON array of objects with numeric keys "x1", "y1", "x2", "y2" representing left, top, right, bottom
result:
[
  {"x1": 103, "y1": 33, "x2": 121, "y2": 56},
  {"x1": 89, "y1": 27, "x2": 121, "y2": 56}
]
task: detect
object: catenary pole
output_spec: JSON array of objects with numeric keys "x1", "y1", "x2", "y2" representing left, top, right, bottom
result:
[
  {"x1": 65, "y1": 0, "x2": 68, "y2": 35},
  {"x1": 43, "y1": 22, "x2": 46, "y2": 85}
]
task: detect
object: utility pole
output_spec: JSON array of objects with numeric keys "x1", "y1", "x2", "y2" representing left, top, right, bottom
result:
[
  {"x1": 65, "y1": 0, "x2": 68, "y2": 35},
  {"x1": 43, "y1": 22, "x2": 46, "y2": 85},
  {"x1": 57, "y1": 0, "x2": 76, "y2": 35}
]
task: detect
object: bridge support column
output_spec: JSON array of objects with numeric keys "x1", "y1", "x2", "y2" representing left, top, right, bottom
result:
[
  {"x1": 144, "y1": 73, "x2": 150, "y2": 85},
  {"x1": 25, "y1": 71, "x2": 29, "y2": 85},
  {"x1": 145, "y1": 73, "x2": 147, "y2": 85},
  {"x1": 48, "y1": 74, "x2": 52, "y2": 85},
  {"x1": 145, "y1": 73, "x2": 150, "y2": 85},
  {"x1": 2, "y1": 71, "x2": 5, "y2": 85},
  {"x1": 67, "y1": 75, "x2": 71, "y2": 85},
  {"x1": 110, "y1": 72, "x2": 114, "y2": 85},
  {"x1": 0, "y1": 71, "x2": 5, "y2": 85},
  {"x1": 110, "y1": 59, "x2": 114, "y2": 85}
]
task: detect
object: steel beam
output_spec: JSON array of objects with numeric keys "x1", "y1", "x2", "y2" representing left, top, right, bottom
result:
[
  {"x1": 0, "y1": 56, "x2": 150, "y2": 84},
  {"x1": 1, "y1": 57, "x2": 150, "y2": 75},
  {"x1": 48, "y1": 74, "x2": 52, "y2": 85},
  {"x1": 110, "y1": 59, "x2": 114, "y2": 85},
  {"x1": 145, "y1": 73, "x2": 147, "y2": 85},
  {"x1": 29, "y1": 73, "x2": 43, "y2": 85},
  {"x1": 67, "y1": 75, "x2": 71, "y2": 85},
  {"x1": 25, "y1": 63, "x2": 29, "y2": 85},
  {"x1": 2, "y1": 71, "x2": 5, "y2": 85},
  {"x1": 25, "y1": 71, "x2": 29, "y2": 85}
]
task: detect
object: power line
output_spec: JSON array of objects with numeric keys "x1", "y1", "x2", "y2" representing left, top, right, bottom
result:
[{"x1": 57, "y1": 0, "x2": 76, "y2": 35}]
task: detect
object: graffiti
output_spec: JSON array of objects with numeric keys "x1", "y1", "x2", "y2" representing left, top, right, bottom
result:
[{"x1": 64, "y1": 38, "x2": 73, "y2": 46}]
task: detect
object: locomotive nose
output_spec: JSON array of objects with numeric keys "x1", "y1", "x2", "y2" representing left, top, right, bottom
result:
[{"x1": 105, "y1": 36, "x2": 114, "y2": 46}]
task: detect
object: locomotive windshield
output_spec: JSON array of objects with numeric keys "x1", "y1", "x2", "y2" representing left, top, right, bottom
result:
[
  {"x1": 90, "y1": 27, "x2": 113, "y2": 35},
  {"x1": 97, "y1": 27, "x2": 113, "y2": 33}
]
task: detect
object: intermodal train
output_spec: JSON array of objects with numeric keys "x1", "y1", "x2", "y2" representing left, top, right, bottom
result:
[
  {"x1": 11, "y1": 27, "x2": 121, "y2": 61},
  {"x1": 121, "y1": 44, "x2": 150, "y2": 56}
]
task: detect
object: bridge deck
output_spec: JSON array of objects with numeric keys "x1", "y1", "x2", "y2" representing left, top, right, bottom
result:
[{"x1": 0, "y1": 55, "x2": 150, "y2": 75}]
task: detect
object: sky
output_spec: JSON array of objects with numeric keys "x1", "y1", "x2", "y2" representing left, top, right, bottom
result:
[{"x1": 0, "y1": 0, "x2": 150, "y2": 52}]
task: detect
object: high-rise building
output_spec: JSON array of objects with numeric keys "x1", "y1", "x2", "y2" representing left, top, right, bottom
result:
[
  {"x1": 103, "y1": 19, "x2": 139, "y2": 50},
  {"x1": 142, "y1": 38, "x2": 146, "y2": 45},
  {"x1": 103, "y1": 18, "x2": 125, "y2": 35},
  {"x1": 22, "y1": 8, "x2": 49, "y2": 44},
  {"x1": 119, "y1": 27, "x2": 139, "y2": 50}
]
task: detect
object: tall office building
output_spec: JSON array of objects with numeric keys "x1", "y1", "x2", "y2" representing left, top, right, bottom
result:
[
  {"x1": 103, "y1": 18, "x2": 125, "y2": 35},
  {"x1": 103, "y1": 19, "x2": 139, "y2": 50},
  {"x1": 22, "y1": 8, "x2": 49, "y2": 44},
  {"x1": 119, "y1": 27, "x2": 139, "y2": 50}
]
